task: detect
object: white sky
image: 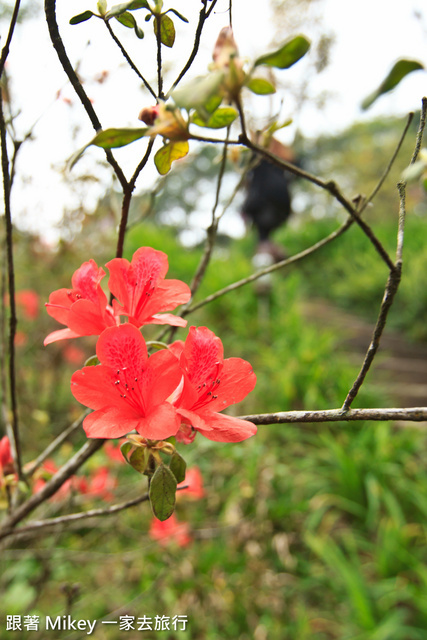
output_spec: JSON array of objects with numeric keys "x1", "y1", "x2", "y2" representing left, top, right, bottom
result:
[{"x1": 2, "y1": 0, "x2": 427, "y2": 241}]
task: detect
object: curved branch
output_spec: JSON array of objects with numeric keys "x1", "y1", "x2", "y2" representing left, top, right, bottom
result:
[
  {"x1": 44, "y1": 0, "x2": 128, "y2": 190},
  {"x1": 186, "y1": 216, "x2": 354, "y2": 315},
  {"x1": 0, "y1": 438, "x2": 105, "y2": 534},
  {"x1": 167, "y1": 0, "x2": 219, "y2": 95},
  {"x1": 104, "y1": 20, "x2": 157, "y2": 100}
]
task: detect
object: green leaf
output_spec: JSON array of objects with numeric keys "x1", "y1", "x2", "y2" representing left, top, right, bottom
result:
[
  {"x1": 97, "y1": 0, "x2": 107, "y2": 15},
  {"x1": 106, "y1": 0, "x2": 149, "y2": 19},
  {"x1": 158, "y1": 13, "x2": 175, "y2": 47},
  {"x1": 120, "y1": 442, "x2": 133, "y2": 464},
  {"x1": 167, "y1": 8, "x2": 188, "y2": 23},
  {"x1": 172, "y1": 70, "x2": 225, "y2": 121},
  {"x1": 84, "y1": 355, "x2": 100, "y2": 367},
  {"x1": 149, "y1": 464, "x2": 177, "y2": 521},
  {"x1": 92, "y1": 127, "x2": 149, "y2": 148},
  {"x1": 362, "y1": 59, "x2": 424, "y2": 110},
  {"x1": 69, "y1": 10, "x2": 95, "y2": 25},
  {"x1": 129, "y1": 447, "x2": 147, "y2": 473},
  {"x1": 68, "y1": 126, "x2": 148, "y2": 170},
  {"x1": 192, "y1": 106, "x2": 238, "y2": 129},
  {"x1": 255, "y1": 35, "x2": 311, "y2": 69},
  {"x1": 246, "y1": 77, "x2": 276, "y2": 95},
  {"x1": 169, "y1": 451, "x2": 186, "y2": 483},
  {"x1": 154, "y1": 140, "x2": 189, "y2": 175},
  {"x1": 115, "y1": 11, "x2": 144, "y2": 38}
]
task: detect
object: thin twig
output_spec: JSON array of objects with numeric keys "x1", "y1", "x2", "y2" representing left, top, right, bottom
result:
[
  {"x1": 239, "y1": 407, "x2": 427, "y2": 425},
  {"x1": 186, "y1": 217, "x2": 354, "y2": 315},
  {"x1": 0, "y1": 90, "x2": 21, "y2": 480},
  {"x1": 0, "y1": 484, "x2": 189, "y2": 542},
  {"x1": 410, "y1": 96, "x2": 427, "y2": 165},
  {"x1": 240, "y1": 134, "x2": 396, "y2": 271},
  {"x1": 0, "y1": 438, "x2": 105, "y2": 534},
  {"x1": 24, "y1": 410, "x2": 90, "y2": 478},
  {"x1": 104, "y1": 20, "x2": 157, "y2": 100},
  {"x1": 44, "y1": 0, "x2": 128, "y2": 190},
  {"x1": 341, "y1": 265, "x2": 402, "y2": 411},
  {"x1": 189, "y1": 130, "x2": 230, "y2": 298},
  {"x1": 167, "y1": 0, "x2": 219, "y2": 95},
  {"x1": 342, "y1": 102, "x2": 427, "y2": 410},
  {"x1": 155, "y1": 15, "x2": 164, "y2": 100},
  {"x1": 0, "y1": 0, "x2": 22, "y2": 76},
  {"x1": 363, "y1": 112, "x2": 414, "y2": 210},
  {"x1": 114, "y1": 139, "x2": 155, "y2": 263}
]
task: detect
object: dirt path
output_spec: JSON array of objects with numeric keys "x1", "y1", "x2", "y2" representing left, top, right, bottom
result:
[{"x1": 301, "y1": 299, "x2": 427, "y2": 412}]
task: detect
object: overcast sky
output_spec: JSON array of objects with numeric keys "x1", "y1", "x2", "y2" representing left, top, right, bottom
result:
[{"x1": 3, "y1": 0, "x2": 427, "y2": 240}]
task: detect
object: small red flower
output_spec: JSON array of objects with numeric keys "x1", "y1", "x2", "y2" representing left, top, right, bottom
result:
[
  {"x1": 106, "y1": 247, "x2": 191, "y2": 328},
  {"x1": 0, "y1": 436, "x2": 13, "y2": 474},
  {"x1": 79, "y1": 466, "x2": 117, "y2": 502},
  {"x1": 16, "y1": 290, "x2": 40, "y2": 320},
  {"x1": 149, "y1": 513, "x2": 192, "y2": 547},
  {"x1": 169, "y1": 326, "x2": 257, "y2": 443},
  {"x1": 44, "y1": 260, "x2": 117, "y2": 345},
  {"x1": 177, "y1": 466, "x2": 205, "y2": 500},
  {"x1": 32, "y1": 460, "x2": 76, "y2": 501},
  {"x1": 71, "y1": 323, "x2": 182, "y2": 440}
]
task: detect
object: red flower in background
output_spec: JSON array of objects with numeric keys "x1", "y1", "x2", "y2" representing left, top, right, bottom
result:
[
  {"x1": 104, "y1": 440, "x2": 126, "y2": 463},
  {"x1": 0, "y1": 436, "x2": 14, "y2": 476},
  {"x1": 44, "y1": 260, "x2": 117, "y2": 345},
  {"x1": 71, "y1": 324, "x2": 181, "y2": 440},
  {"x1": 32, "y1": 459, "x2": 76, "y2": 501},
  {"x1": 169, "y1": 326, "x2": 257, "y2": 443},
  {"x1": 16, "y1": 290, "x2": 39, "y2": 320},
  {"x1": 177, "y1": 466, "x2": 205, "y2": 500},
  {"x1": 106, "y1": 247, "x2": 191, "y2": 328},
  {"x1": 149, "y1": 513, "x2": 192, "y2": 547},
  {"x1": 79, "y1": 466, "x2": 117, "y2": 501}
]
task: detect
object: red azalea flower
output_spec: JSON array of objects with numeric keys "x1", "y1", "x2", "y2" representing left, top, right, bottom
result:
[
  {"x1": 44, "y1": 259, "x2": 117, "y2": 345},
  {"x1": 32, "y1": 460, "x2": 76, "y2": 501},
  {"x1": 71, "y1": 323, "x2": 182, "y2": 440},
  {"x1": 16, "y1": 290, "x2": 40, "y2": 320},
  {"x1": 177, "y1": 466, "x2": 205, "y2": 500},
  {"x1": 149, "y1": 513, "x2": 192, "y2": 547},
  {"x1": 169, "y1": 326, "x2": 257, "y2": 443},
  {"x1": 106, "y1": 247, "x2": 191, "y2": 328},
  {"x1": 0, "y1": 436, "x2": 13, "y2": 473},
  {"x1": 79, "y1": 466, "x2": 117, "y2": 502}
]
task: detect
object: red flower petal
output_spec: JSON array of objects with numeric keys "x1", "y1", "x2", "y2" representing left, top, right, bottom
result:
[
  {"x1": 195, "y1": 411, "x2": 257, "y2": 442},
  {"x1": 206, "y1": 357, "x2": 256, "y2": 412},
  {"x1": 96, "y1": 323, "x2": 148, "y2": 375}
]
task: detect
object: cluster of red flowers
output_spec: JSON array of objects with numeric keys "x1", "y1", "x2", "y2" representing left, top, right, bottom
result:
[
  {"x1": 33, "y1": 459, "x2": 118, "y2": 503},
  {"x1": 44, "y1": 247, "x2": 257, "y2": 444}
]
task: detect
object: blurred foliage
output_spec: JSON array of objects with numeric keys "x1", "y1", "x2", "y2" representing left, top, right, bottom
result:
[{"x1": 2, "y1": 112, "x2": 427, "y2": 639}]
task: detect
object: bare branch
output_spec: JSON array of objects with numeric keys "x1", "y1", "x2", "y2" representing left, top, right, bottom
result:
[
  {"x1": 0, "y1": 438, "x2": 105, "y2": 535},
  {"x1": 44, "y1": 0, "x2": 128, "y2": 190},
  {"x1": 240, "y1": 407, "x2": 427, "y2": 425},
  {"x1": 0, "y1": 0, "x2": 22, "y2": 76},
  {"x1": 104, "y1": 20, "x2": 157, "y2": 100},
  {"x1": 186, "y1": 217, "x2": 354, "y2": 315},
  {"x1": 24, "y1": 410, "x2": 90, "y2": 479},
  {"x1": 167, "y1": 0, "x2": 220, "y2": 95},
  {"x1": 0, "y1": 90, "x2": 22, "y2": 480},
  {"x1": 342, "y1": 103, "x2": 427, "y2": 410},
  {"x1": 240, "y1": 134, "x2": 396, "y2": 271}
]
